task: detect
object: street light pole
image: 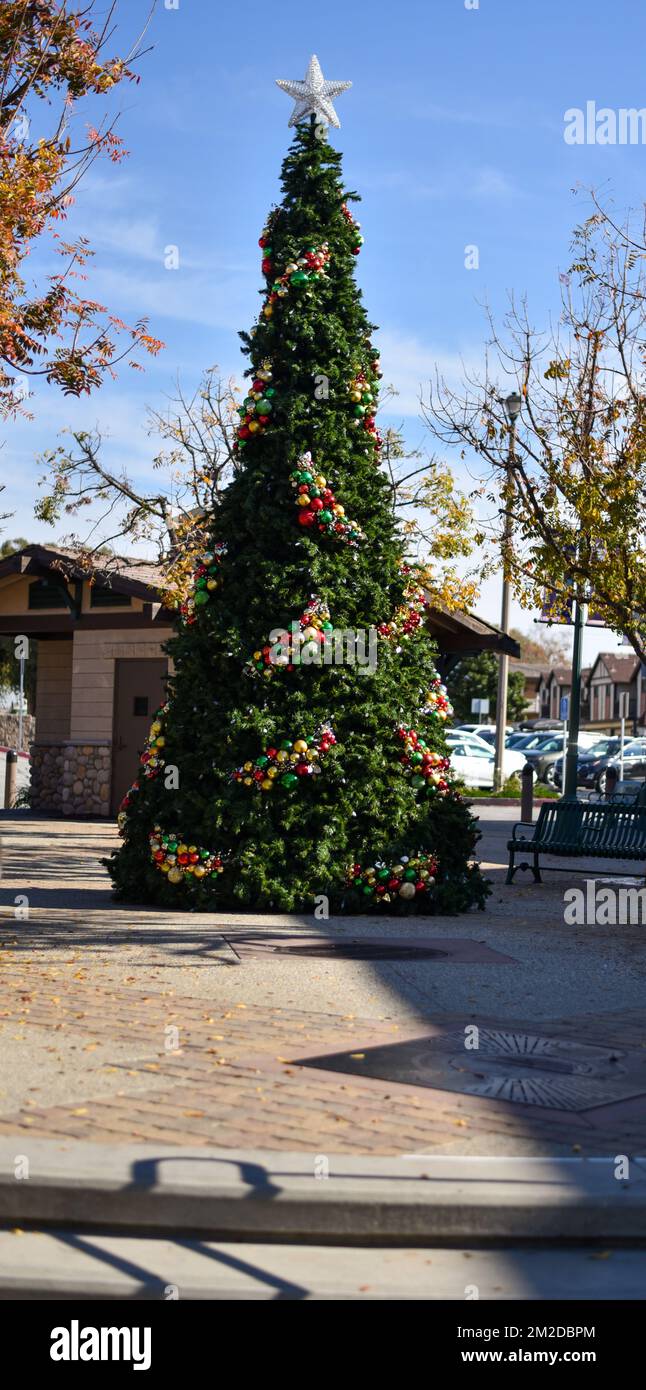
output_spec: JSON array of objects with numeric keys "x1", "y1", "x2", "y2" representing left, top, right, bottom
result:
[
  {"x1": 563, "y1": 589, "x2": 588, "y2": 801},
  {"x1": 493, "y1": 391, "x2": 521, "y2": 792}
]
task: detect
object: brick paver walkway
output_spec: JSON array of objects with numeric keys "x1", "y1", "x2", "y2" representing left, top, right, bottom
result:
[
  {"x1": 2, "y1": 814, "x2": 646, "y2": 1156},
  {"x1": 1, "y1": 957, "x2": 646, "y2": 1154}
]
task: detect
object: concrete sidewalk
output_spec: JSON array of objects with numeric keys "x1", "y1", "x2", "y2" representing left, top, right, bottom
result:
[
  {"x1": 2, "y1": 1139, "x2": 646, "y2": 1299},
  {"x1": 1, "y1": 1138, "x2": 645, "y2": 1241},
  {"x1": 5, "y1": 1234, "x2": 644, "y2": 1300}
]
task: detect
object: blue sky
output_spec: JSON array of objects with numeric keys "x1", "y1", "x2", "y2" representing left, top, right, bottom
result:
[{"x1": 8, "y1": 0, "x2": 646, "y2": 665}]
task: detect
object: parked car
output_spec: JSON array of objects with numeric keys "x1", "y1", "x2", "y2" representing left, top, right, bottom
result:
[
  {"x1": 507, "y1": 730, "x2": 566, "y2": 753},
  {"x1": 552, "y1": 736, "x2": 632, "y2": 791},
  {"x1": 454, "y1": 723, "x2": 513, "y2": 738},
  {"x1": 522, "y1": 731, "x2": 600, "y2": 785},
  {"x1": 598, "y1": 738, "x2": 646, "y2": 793},
  {"x1": 516, "y1": 719, "x2": 563, "y2": 733},
  {"x1": 445, "y1": 730, "x2": 527, "y2": 786}
]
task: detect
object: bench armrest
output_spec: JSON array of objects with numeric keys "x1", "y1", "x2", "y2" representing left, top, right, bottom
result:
[{"x1": 509, "y1": 820, "x2": 537, "y2": 842}]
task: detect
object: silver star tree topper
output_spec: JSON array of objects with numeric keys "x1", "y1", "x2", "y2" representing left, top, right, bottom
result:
[{"x1": 276, "y1": 55, "x2": 351, "y2": 129}]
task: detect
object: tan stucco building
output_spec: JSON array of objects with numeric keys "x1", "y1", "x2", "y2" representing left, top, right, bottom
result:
[{"x1": 0, "y1": 545, "x2": 172, "y2": 816}]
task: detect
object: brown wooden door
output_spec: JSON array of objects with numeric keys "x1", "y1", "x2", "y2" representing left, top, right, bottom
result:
[{"x1": 111, "y1": 658, "x2": 168, "y2": 813}]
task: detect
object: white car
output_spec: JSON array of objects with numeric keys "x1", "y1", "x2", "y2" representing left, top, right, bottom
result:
[
  {"x1": 455, "y1": 723, "x2": 513, "y2": 738},
  {"x1": 445, "y1": 730, "x2": 526, "y2": 788}
]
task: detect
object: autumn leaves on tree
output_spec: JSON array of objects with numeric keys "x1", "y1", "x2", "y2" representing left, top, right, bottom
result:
[
  {"x1": 107, "y1": 119, "x2": 487, "y2": 914},
  {"x1": 0, "y1": 0, "x2": 162, "y2": 415}
]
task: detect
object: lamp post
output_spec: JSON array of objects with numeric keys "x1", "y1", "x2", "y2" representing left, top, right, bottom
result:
[
  {"x1": 493, "y1": 390, "x2": 522, "y2": 792},
  {"x1": 562, "y1": 584, "x2": 588, "y2": 800}
]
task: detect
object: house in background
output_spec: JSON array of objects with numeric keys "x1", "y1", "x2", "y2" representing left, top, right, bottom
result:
[
  {"x1": 536, "y1": 666, "x2": 581, "y2": 724},
  {"x1": 509, "y1": 661, "x2": 544, "y2": 719},
  {"x1": 0, "y1": 545, "x2": 173, "y2": 816},
  {"x1": 585, "y1": 652, "x2": 643, "y2": 733},
  {"x1": 530, "y1": 653, "x2": 644, "y2": 736},
  {"x1": 0, "y1": 544, "x2": 519, "y2": 819}
]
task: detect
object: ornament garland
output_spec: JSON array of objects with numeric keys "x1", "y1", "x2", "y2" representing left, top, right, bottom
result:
[
  {"x1": 236, "y1": 360, "x2": 275, "y2": 446},
  {"x1": 259, "y1": 234, "x2": 331, "y2": 322},
  {"x1": 347, "y1": 853, "x2": 439, "y2": 903},
  {"x1": 138, "y1": 703, "x2": 169, "y2": 780},
  {"x1": 347, "y1": 368, "x2": 381, "y2": 447},
  {"x1": 116, "y1": 780, "x2": 139, "y2": 836},
  {"x1": 290, "y1": 451, "x2": 365, "y2": 545},
  {"x1": 231, "y1": 724, "x2": 336, "y2": 791},
  {"x1": 424, "y1": 676, "x2": 453, "y2": 722},
  {"x1": 180, "y1": 544, "x2": 227, "y2": 625},
  {"x1": 116, "y1": 701, "x2": 170, "y2": 835},
  {"x1": 244, "y1": 596, "x2": 333, "y2": 677},
  {"x1": 149, "y1": 827, "x2": 225, "y2": 884},
  {"x1": 395, "y1": 725, "x2": 452, "y2": 797},
  {"x1": 377, "y1": 574, "x2": 428, "y2": 641},
  {"x1": 340, "y1": 201, "x2": 364, "y2": 254}
]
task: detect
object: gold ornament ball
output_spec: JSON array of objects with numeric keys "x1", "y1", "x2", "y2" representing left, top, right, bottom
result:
[
  {"x1": 399, "y1": 881, "x2": 416, "y2": 900},
  {"x1": 168, "y1": 867, "x2": 183, "y2": 884}
]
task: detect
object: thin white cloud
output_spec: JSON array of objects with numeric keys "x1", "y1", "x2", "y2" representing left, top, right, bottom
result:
[
  {"x1": 78, "y1": 262, "x2": 256, "y2": 333},
  {"x1": 377, "y1": 327, "x2": 483, "y2": 418},
  {"x1": 472, "y1": 166, "x2": 517, "y2": 198},
  {"x1": 358, "y1": 164, "x2": 522, "y2": 202}
]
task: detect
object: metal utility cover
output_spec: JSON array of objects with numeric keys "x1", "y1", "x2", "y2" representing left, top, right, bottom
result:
[{"x1": 293, "y1": 1027, "x2": 646, "y2": 1112}]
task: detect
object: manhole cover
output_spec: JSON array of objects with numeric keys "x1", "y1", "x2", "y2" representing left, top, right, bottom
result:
[{"x1": 293, "y1": 1027, "x2": 646, "y2": 1112}]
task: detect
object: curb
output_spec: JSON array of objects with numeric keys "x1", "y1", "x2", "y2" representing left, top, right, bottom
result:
[{"x1": 1, "y1": 1140, "x2": 646, "y2": 1244}]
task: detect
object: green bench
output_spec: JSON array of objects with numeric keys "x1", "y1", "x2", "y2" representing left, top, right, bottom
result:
[{"x1": 506, "y1": 799, "x2": 646, "y2": 884}]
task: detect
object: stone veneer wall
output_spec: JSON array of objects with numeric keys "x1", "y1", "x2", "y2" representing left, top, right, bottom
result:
[
  {"x1": 0, "y1": 713, "x2": 34, "y2": 752},
  {"x1": 30, "y1": 741, "x2": 111, "y2": 816}
]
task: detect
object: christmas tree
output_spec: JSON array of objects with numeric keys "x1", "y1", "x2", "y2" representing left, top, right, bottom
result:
[{"x1": 107, "y1": 58, "x2": 487, "y2": 914}]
